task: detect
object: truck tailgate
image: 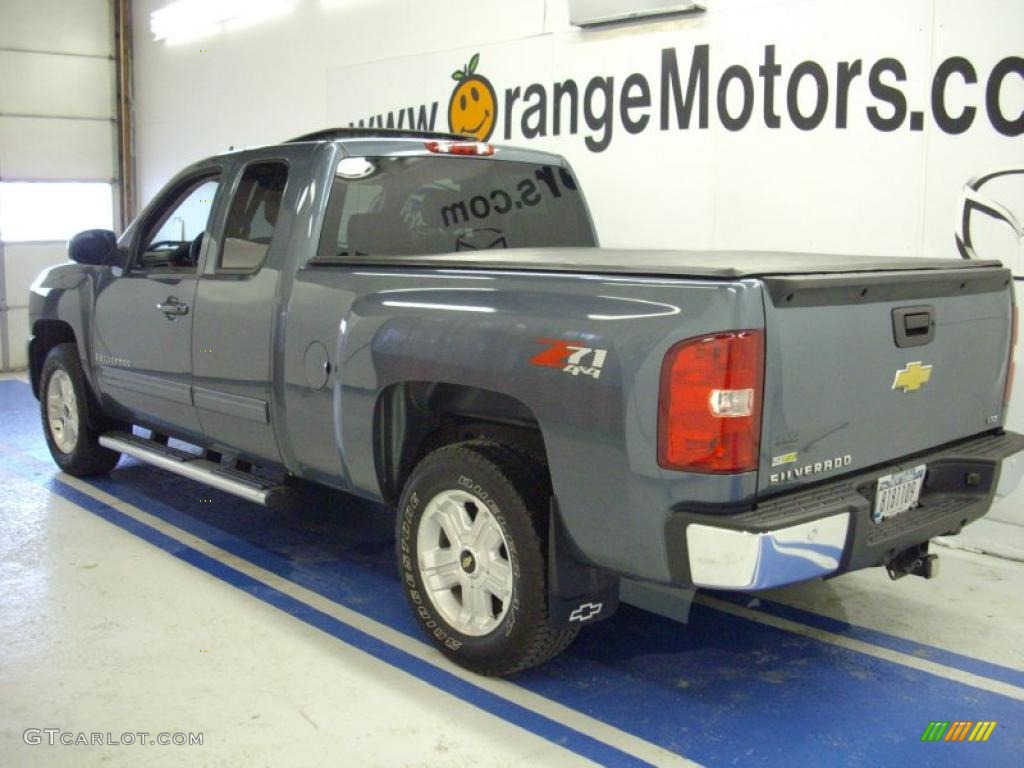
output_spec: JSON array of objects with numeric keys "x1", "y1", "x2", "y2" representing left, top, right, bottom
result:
[{"x1": 758, "y1": 266, "x2": 1014, "y2": 495}]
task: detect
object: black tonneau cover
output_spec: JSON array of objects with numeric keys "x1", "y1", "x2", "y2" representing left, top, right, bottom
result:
[{"x1": 343, "y1": 247, "x2": 1002, "y2": 279}]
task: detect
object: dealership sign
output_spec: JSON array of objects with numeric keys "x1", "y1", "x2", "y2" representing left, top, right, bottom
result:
[
  {"x1": 344, "y1": 45, "x2": 1022, "y2": 151},
  {"x1": 325, "y1": 3, "x2": 1022, "y2": 266}
]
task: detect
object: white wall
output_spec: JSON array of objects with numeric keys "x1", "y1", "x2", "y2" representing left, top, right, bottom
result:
[
  {"x1": 0, "y1": 0, "x2": 116, "y2": 371},
  {"x1": 132, "y1": 0, "x2": 1023, "y2": 251},
  {"x1": 131, "y1": 0, "x2": 554, "y2": 197},
  {"x1": 132, "y1": 0, "x2": 1024, "y2": 549}
]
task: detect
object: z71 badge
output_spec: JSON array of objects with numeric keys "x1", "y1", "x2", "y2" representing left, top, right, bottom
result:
[{"x1": 530, "y1": 338, "x2": 608, "y2": 380}]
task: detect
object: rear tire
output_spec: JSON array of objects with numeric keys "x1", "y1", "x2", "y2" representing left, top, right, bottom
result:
[
  {"x1": 39, "y1": 343, "x2": 121, "y2": 477},
  {"x1": 396, "y1": 440, "x2": 577, "y2": 676}
]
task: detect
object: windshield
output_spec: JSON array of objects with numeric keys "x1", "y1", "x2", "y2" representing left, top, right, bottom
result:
[{"x1": 315, "y1": 156, "x2": 596, "y2": 263}]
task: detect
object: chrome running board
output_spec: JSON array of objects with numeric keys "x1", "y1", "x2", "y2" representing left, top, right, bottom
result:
[{"x1": 99, "y1": 431, "x2": 288, "y2": 506}]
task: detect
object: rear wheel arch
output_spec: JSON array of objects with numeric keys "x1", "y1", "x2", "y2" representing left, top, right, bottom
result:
[{"x1": 373, "y1": 382, "x2": 549, "y2": 506}]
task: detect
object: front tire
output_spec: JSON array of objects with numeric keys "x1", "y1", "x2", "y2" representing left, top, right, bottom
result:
[
  {"x1": 39, "y1": 343, "x2": 121, "y2": 477},
  {"x1": 396, "y1": 440, "x2": 577, "y2": 676}
]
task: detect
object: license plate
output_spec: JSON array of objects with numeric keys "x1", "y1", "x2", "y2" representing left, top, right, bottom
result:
[{"x1": 872, "y1": 464, "x2": 927, "y2": 523}]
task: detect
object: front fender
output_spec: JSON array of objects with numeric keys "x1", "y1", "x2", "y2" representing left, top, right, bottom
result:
[{"x1": 29, "y1": 263, "x2": 103, "y2": 395}]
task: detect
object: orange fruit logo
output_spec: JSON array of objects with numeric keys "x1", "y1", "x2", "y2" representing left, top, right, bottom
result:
[{"x1": 447, "y1": 53, "x2": 497, "y2": 141}]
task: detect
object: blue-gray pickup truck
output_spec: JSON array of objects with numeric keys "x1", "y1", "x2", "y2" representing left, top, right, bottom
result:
[{"x1": 28, "y1": 129, "x2": 1024, "y2": 675}]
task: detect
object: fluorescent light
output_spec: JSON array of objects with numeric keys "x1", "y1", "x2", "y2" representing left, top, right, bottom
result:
[
  {"x1": 569, "y1": 0, "x2": 705, "y2": 27},
  {"x1": 0, "y1": 182, "x2": 113, "y2": 243},
  {"x1": 376, "y1": 287, "x2": 496, "y2": 294},
  {"x1": 353, "y1": 272, "x2": 494, "y2": 280},
  {"x1": 381, "y1": 301, "x2": 496, "y2": 314},
  {"x1": 150, "y1": 0, "x2": 295, "y2": 41},
  {"x1": 588, "y1": 295, "x2": 681, "y2": 320}
]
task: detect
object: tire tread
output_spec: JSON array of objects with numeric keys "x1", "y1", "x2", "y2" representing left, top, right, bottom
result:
[
  {"x1": 460, "y1": 441, "x2": 577, "y2": 675},
  {"x1": 399, "y1": 439, "x2": 578, "y2": 676}
]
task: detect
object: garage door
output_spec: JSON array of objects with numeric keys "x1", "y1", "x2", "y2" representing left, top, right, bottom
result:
[{"x1": 0, "y1": 0, "x2": 119, "y2": 371}]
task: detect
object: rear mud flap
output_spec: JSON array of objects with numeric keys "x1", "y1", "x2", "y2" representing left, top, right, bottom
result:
[{"x1": 548, "y1": 501, "x2": 620, "y2": 629}]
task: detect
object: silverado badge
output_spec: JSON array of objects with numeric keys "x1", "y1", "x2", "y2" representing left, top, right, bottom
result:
[{"x1": 892, "y1": 361, "x2": 933, "y2": 393}]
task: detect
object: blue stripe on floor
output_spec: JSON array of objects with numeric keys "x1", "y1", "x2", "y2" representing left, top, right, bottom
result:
[
  {"x1": 0, "y1": 460, "x2": 651, "y2": 768},
  {"x1": 3, "y1": 379, "x2": 1023, "y2": 767},
  {"x1": 712, "y1": 591, "x2": 1024, "y2": 690}
]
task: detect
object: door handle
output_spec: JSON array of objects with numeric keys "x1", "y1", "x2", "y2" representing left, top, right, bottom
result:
[{"x1": 157, "y1": 297, "x2": 189, "y2": 317}]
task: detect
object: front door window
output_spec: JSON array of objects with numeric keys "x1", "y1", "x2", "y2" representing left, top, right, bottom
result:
[{"x1": 137, "y1": 177, "x2": 220, "y2": 272}]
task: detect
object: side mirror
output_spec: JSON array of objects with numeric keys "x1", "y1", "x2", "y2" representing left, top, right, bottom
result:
[{"x1": 68, "y1": 229, "x2": 117, "y2": 266}]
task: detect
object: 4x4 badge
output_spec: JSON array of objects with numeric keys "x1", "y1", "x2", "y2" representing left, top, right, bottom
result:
[{"x1": 530, "y1": 339, "x2": 608, "y2": 380}]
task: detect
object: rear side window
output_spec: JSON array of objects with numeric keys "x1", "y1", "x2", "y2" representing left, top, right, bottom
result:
[
  {"x1": 315, "y1": 156, "x2": 595, "y2": 263},
  {"x1": 218, "y1": 161, "x2": 289, "y2": 272}
]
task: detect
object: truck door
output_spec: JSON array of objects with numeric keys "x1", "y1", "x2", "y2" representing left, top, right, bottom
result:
[
  {"x1": 191, "y1": 158, "x2": 292, "y2": 463},
  {"x1": 92, "y1": 171, "x2": 221, "y2": 439}
]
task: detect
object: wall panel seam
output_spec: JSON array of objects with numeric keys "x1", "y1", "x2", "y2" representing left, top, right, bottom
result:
[{"x1": 0, "y1": 46, "x2": 113, "y2": 60}]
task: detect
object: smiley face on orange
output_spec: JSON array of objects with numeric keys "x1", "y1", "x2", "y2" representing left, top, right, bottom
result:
[{"x1": 447, "y1": 53, "x2": 497, "y2": 142}]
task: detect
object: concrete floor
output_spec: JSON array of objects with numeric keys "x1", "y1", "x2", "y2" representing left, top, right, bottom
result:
[{"x1": 1, "y1": 373, "x2": 1022, "y2": 767}]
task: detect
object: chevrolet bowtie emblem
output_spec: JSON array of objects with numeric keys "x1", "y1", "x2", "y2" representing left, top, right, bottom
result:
[{"x1": 892, "y1": 361, "x2": 933, "y2": 392}]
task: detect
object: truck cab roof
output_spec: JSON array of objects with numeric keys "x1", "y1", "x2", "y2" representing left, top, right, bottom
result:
[{"x1": 212, "y1": 128, "x2": 569, "y2": 167}]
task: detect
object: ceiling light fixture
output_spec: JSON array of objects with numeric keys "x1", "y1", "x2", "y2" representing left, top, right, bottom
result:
[
  {"x1": 150, "y1": 0, "x2": 295, "y2": 41},
  {"x1": 569, "y1": 0, "x2": 706, "y2": 28}
]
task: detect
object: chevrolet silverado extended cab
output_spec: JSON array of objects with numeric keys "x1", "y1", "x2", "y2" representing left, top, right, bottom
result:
[{"x1": 29, "y1": 129, "x2": 1024, "y2": 675}]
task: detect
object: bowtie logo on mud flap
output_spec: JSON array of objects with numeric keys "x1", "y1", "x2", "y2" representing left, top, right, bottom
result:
[{"x1": 569, "y1": 602, "x2": 604, "y2": 623}]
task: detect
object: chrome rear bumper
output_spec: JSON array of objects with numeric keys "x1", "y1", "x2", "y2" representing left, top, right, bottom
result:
[
  {"x1": 670, "y1": 430, "x2": 1024, "y2": 591},
  {"x1": 686, "y1": 513, "x2": 849, "y2": 590},
  {"x1": 995, "y1": 450, "x2": 1023, "y2": 499}
]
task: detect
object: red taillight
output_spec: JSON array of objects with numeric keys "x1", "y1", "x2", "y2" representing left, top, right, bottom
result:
[
  {"x1": 658, "y1": 330, "x2": 765, "y2": 473},
  {"x1": 424, "y1": 140, "x2": 494, "y2": 156},
  {"x1": 1006, "y1": 304, "x2": 1018, "y2": 408}
]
